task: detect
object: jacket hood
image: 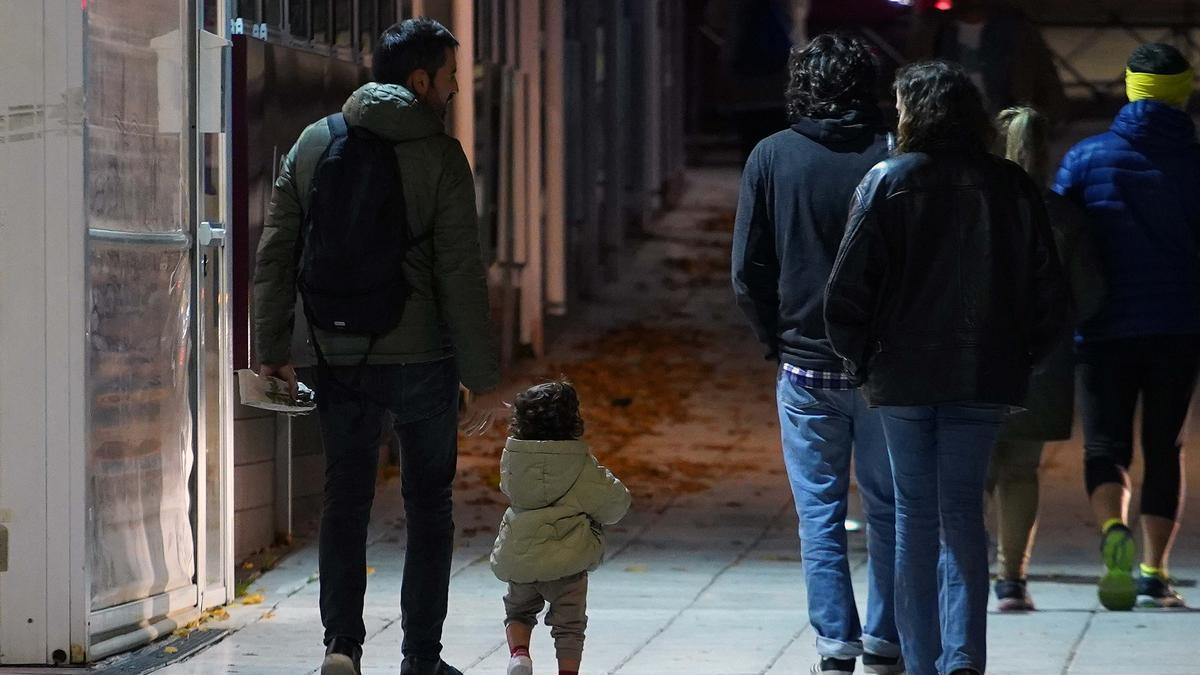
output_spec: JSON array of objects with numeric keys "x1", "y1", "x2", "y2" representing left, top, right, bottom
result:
[
  {"x1": 1111, "y1": 100, "x2": 1198, "y2": 150},
  {"x1": 791, "y1": 108, "x2": 886, "y2": 145},
  {"x1": 342, "y1": 82, "x2": 444, "y2": 142},
  {"x1": 501, "y1": 438, "x2": 590, "y2": 510}
]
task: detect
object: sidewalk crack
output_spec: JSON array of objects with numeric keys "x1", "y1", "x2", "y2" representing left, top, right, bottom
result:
[{"x1": 1060, "y1": 609, "x2": 1097, "y2": 674}]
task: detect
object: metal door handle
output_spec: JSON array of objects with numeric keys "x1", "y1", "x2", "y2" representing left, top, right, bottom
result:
[{"x1": 199, "y1": 221, "x2": 227, "y2": 247}]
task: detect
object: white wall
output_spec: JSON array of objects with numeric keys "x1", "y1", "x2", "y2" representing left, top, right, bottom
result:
[{"x1": 0, "y1": 0, "x2": 87, "y2": 665}]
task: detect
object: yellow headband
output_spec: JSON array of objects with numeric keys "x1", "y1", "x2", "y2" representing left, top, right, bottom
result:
[{"x1": 1126, "y1": 68, "x2": 1195, "y2": 107}]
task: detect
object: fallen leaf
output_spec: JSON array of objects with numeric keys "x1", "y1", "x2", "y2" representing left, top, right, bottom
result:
[
  {"x1": 163, "y1": 646, "x2": 179, "y2": 654},
  {"x1": 241, "y1": 593, "x2": 265, "y2": 605},
  {"x1": 261, "y1": 611, "x2": 276, "y2": 620},
  {"x1": 366, "y1": 566, "x2": 376, "y2": 576}
]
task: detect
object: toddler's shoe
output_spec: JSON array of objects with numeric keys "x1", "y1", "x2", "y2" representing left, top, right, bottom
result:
[{"x1": 507, "y1": 653, "x2": 533, "y2": 675}]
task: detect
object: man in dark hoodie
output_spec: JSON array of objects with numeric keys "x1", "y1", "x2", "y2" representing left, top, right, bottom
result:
[
  {"x1": 254, "y1": 18, "x2": 501, "y2": 675},
  {"x1": 731, "y1": 33, "x2": 901, "y2": 675}
]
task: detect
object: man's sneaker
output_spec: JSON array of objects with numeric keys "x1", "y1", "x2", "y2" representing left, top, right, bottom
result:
[
  {"x1": 507, "y1": 654, "x2": 533, "y2": 675},
  {"x1": 994, "y1": 578, "x2": 1035, "y2": 611},
  {"x1": 1098, "y1": 523, "x2": 1137, "y2": 611},
  {"x1": 1137, "y1": 570, "x2": 1186, "y2": 608},
  {"x1": 321, "y1": 637, "x2": 362, "y2": 675},
  {"x1": 863, "y1": 652, "x2": 905, "y2": 674},
  {"x1": 811, "y1": 657, "x2": 855, "y2": 674},
  {"x1": 400, "y1": 657, "x2": 464, "y2": 675}
]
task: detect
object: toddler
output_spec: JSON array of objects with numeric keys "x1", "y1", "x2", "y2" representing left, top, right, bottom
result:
[{"x1": 490, "y1": 381, "x2": 631, "y2": 675}]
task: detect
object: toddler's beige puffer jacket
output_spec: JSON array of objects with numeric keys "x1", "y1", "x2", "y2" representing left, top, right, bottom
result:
[{"x1": 490, "y1": 438, "x2": 631, "y2": 584}]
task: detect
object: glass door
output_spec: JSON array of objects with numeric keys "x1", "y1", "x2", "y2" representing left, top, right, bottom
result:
[
  {"x1": 84, "y1": 0, "x2": 233, "y2": 656},
  {"x1": 198, "y1": 0, "x2": 235, "y2": 611},
  {"x1": 85, "y1": 0, "x2": 198, "y2": 628}
]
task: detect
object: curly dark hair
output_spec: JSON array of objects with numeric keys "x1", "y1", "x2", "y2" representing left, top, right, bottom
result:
[
  {"x1": 509, "y1": 380, "x2": 585, "y2": 441},
  {"x1": 786, "y1": 32, "x2": 880, "y2": 123},
  {"x1": 894, "y1": 60, "x2": 994, "y2": 154}
]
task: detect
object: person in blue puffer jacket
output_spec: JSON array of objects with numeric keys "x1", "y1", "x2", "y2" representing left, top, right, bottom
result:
[{"x1": 1053, "y1": 42, "x2": 1200, "y2": 611}]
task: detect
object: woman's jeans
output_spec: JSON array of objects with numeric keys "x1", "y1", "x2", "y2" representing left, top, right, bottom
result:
[
  {"x1": 879, "y1": 404, "x2": 1006, "y2": 675},
  {"x1": 776, "y1": 370, "x2": 901, "y2": 660}
]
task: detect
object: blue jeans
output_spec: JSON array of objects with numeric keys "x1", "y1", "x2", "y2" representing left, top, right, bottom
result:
[
  {"x1": 315, "y1": 359, "x2": 460, "y2": 664},
  {"x1": 776, "y1": 370, "x2": 900, "y2": 660},
  {"x1": 879, "y1": 404, "x2": 1005, "y2": 675}
]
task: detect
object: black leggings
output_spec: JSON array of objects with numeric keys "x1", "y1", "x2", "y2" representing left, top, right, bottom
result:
[{"x1": 1078, "y1": 335, "x2": 1200, "y2": 521}]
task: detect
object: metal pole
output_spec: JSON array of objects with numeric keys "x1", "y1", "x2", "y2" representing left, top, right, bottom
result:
[
  {"x1": 518, "y1": 0, "x2": 543, "y2": 353},
  {"x1": 452, "y1": 0, "x2": 475, "y2": 168},
  {"x1": 544, "y1": 0, "x2": 567, "y2": 316}
]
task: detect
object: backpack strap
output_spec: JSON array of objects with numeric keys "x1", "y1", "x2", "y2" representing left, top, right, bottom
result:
[{"x1": 326, "y1": 112, "x2": 348, "y2": 139}]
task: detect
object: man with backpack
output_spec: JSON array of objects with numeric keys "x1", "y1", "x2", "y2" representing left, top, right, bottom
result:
[{"x1": 254, "y1": 18, "x2": 501, "y2": 675}]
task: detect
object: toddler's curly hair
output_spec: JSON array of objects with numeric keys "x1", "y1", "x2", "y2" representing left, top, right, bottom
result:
[{"x1": 509, "y1": 380, "x2": 585, "y2": 441}]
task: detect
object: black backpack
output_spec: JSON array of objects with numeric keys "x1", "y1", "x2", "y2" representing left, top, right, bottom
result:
[{"x1": 298, "y1": 113, "x2": 425, "y2": 369}]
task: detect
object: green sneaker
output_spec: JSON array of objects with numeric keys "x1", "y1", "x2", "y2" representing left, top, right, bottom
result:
[{"x1": 1098, "y1": 523, "x2": 1137, "y2": 611}]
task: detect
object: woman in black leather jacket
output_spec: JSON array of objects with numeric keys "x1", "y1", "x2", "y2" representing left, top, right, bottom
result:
[{"x1": 824, "y1": 61, "x2": 1068, "y2": 675}]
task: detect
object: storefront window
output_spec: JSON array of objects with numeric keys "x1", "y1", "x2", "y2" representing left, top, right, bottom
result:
[
  {"x1": 265, "y1": 0, "x2": 283, "y2": 27},
  {"x1": 289, "y1": 0, "x2": 309, "y2": 38},
  {"x1": 236, "y1": 0, "x2": 259, "y2": 21},
  {"x1": 333, "y1": 0, "x2": 352, "y2": 47},
  {"x1": 311, "y1": 0, "x2": 330, "y2": 43},
  {"x1": 379, "y1": 0, "x2": 396, "y2": 31},
  {"x1": 359, "y1": 0, "x2": 377, "y2": 53}
]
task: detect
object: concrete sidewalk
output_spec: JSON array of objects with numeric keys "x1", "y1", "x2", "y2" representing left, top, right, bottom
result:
[{"x1": 154, "y1": 168, "x2": 1200, "y2": 675}]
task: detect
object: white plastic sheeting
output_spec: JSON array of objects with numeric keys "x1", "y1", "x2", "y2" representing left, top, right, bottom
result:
[{"x1": 85, "y1": 0, "x2": 196, "y2": 611}]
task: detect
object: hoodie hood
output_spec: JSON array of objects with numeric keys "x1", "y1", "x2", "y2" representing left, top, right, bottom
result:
[
  {"x1": 500, "y1": 438, "x2": 589, "y2": 510},
  {"x1": 791, "y1": 108, "x2": 886, "y2": 146},
  {"x1": 1111, "y1": 99, "x2": 1198, "y2": 151},
  {"x1": 341, "y1": 82, "x2": 444, "y2": 142}
]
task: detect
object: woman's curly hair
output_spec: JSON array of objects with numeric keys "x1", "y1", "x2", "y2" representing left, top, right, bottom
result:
[
  {"x1": 509, "y1": 380, "x2": 585, "y2": 441},
  {"x1": 786, "y1": 32, "x2": 880, "y2": 123},
  {"x1": 894, "y1": 60, "x2": 994, "y2": 154}
]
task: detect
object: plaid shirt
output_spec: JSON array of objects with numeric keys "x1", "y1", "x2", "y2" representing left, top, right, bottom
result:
[{"x1": 782, "y1": 363, "x2": 856, "y2": 391}]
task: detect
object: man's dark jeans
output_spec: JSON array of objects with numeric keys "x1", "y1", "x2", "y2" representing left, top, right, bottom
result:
[{"x1": 315, "y1": 358, "x2": 460, "y2": 661}]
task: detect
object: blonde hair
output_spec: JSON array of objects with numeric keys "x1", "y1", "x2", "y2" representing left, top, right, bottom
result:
[{"x1": 995, "y1": 106, "x2": 1050, "y2": 186}]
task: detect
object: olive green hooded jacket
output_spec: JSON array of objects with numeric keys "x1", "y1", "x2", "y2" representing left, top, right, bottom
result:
[
  {"x1": 490, "y1": 439, "x2": 632, "y2": 584},
  {"x1": 253, "y1": 82, "x2": 500, "y2": 392}
]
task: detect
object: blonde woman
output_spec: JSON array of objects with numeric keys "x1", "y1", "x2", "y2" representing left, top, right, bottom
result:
[{"x1": 987, "y1": 107, "x2": 1107, "y2": 611}]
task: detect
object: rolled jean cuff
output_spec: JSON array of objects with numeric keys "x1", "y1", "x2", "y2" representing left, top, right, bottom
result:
[
  {"x1": 504, "y1": 617, "x2": 538, "y2": 628},
  {"x1": 863, "y1": 634, "x2": 901, "y2": 659},
  {"x1": 816, "y1": 635, "x2": 864, "y2": 659},
  {"x1": 944, "y1": 657, "x2": 982, "y2": 674},
  {"x1": 555, "y1": 646, "x2": 583, "y2": 663}
]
